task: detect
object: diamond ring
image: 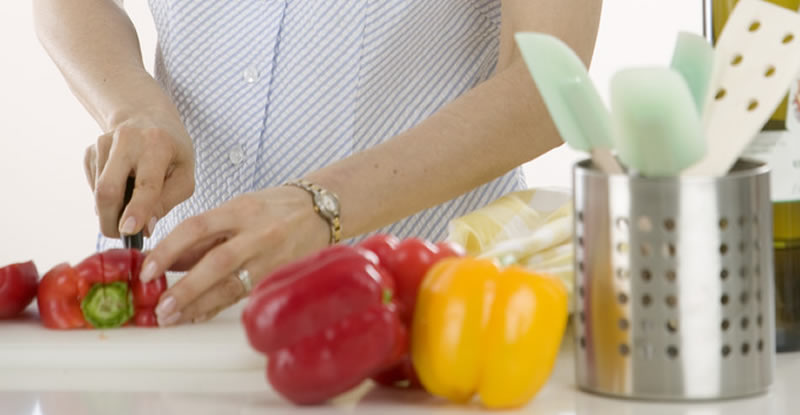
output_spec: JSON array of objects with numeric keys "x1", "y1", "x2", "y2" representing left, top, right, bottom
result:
[{"x1": 236, "y1": 268, "x2": 253, "y2": 293}]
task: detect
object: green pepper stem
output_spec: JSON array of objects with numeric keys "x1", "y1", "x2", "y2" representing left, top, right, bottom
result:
[{"x1": 80, "y1": 281, "x2": 135, "y2": 329}]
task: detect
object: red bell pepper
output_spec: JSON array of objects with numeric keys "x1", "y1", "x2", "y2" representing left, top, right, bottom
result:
[
  {"x1": 359, "y1": 234, "x2": 464, "y2": 323},
  {"x1": 358, "y1": 234, "x2": 464, "y2": 389},
  {"x1": 241, "y1": 245, "x2": 407, "y2": 405},
  {"x1": 37, "y1": 249, "x2": 167, "y2": 329},
  {"x1": 0, "y1": 261, "x2": 39, "y2": 318}
]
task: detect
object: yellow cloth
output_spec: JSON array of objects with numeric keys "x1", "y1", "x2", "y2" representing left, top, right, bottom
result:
[{"x1": 446, "y1": 188, "x2": 574, "y2": 305}]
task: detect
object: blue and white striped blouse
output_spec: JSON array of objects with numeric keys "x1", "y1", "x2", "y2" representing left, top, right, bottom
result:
[{"x1": 99, "y1": 0, "x2": 526, "y2": 251}]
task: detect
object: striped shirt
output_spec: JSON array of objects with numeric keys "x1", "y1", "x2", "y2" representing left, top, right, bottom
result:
[{"x1": 98, "y1": 0, "x2": 526, "y2": 251}]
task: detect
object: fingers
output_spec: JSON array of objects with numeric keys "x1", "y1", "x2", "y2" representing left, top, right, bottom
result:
[
  {"x1": 160, "y1": 163, "x2": 195, "y2": 214},
  {"x1": 140, "y1": 163, "x2": 195, "y2": 238},
  {"x1": 162, "y1": 239, "x2": 285, "y2": 326},
  {"x1": 119, "y1": 128, "x2": 195, "y2": 238},
  {"x1": 171, "y1": 274, "x2": 248, "y2": 326},
  {"x1": 88, "y1": 114, "x2": 199, "y2": 239},
  {"x1": 83, "y1": 133, "x2": 113, "y2": 192},
  {"x1": 159, "y1": 227, "x2": 296, "y2": 326},
  {"x1": 158, "y1": 232, "x2": 253, "y2": 307},
  {"x1": 139, "y1": 207, "x2": 236, "y2": 283},
  {"x1": 119, "y1": 147, "x2": 171, "y2": 237},
  {"x1": 94, "y1": 134, "x2": 133, "y2": 238},
  {"x1": 95, "y1": 133, "x2": 112, "y2": 187},
  {"x1": 154, "y1": 233, "x2": 259, "y2": 325},
  {"x1": 145, "y1": 187, "x2": 329, "y2": 327},
  {"x1": 94, "y1": 127, "x2": 191, "y2": 238},
  {"x1": 169, "y1": 236, "x2": 230, "y2": 272},
  {"x1": 83, "y1": 144, "x2": 97, "y2": 191}
]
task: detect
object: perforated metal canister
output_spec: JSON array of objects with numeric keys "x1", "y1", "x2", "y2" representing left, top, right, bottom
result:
[{"x1": 572, "y1": 158, "x2": 775, "y2": 400}]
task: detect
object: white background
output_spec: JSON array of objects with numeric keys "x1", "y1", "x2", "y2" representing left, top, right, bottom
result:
[{"x1": 0, "y1": 1, "x2": 701, "y2": 272}]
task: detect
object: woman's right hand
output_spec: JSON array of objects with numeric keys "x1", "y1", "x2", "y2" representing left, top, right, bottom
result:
[
  {"x1": 33, "y1": 0, "x2": 196, "y2": 238},
  {"x1": 84, "y1": 112, "x2": 195, "y2": 239}
]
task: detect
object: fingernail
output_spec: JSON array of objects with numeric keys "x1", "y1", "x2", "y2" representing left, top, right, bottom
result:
[
  {"x1": 140, "y1": 261, "x2": 158, "y2": 283},
  {"x1": 159, "y1": 312, "x2": 181, "y2": 327},
  {"x1": 120, "y1": 216, "x2": 137, "y2": 235},
  {"x1": 155, "y1": 296, "x2": 176, "y2": 317},
  {"x1": 147, "y1": 217, "x2": 158, "y2": 236},
  {"x1": 193, "y1": 314, "x2": 211, "y2": 324}
]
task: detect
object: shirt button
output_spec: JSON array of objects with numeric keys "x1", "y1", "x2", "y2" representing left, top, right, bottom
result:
[
  {"x1": 242, "y1": 66, "x2": 260, "y2": 83},
  {"x1": 229, "y1": 147, "x2": 245, "y2": 165}
]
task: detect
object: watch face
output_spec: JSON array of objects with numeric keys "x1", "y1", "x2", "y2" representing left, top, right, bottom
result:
[{"x1": 315, "y1": 192, "x2": 339, "y2": 218}]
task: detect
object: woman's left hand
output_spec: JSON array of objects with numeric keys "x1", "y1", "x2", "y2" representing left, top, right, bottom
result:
[{"x1": 138, "y1": 186, "x2": 331, "y2": 326}]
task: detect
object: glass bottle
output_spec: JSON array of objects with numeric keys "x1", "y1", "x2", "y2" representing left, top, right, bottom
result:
[{"x1": 706, "y1": 0, "x2": 800, "y2": 352}]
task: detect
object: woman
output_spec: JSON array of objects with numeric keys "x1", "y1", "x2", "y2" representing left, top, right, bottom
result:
[{"x1": 33, "y1": 0, "x2": 602, "y2": 326}]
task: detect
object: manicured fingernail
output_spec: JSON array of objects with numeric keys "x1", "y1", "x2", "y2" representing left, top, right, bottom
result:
[
  {"x1": 140, "y1": 261, "x2": 158, "y2": 282},
  {"x1": 120, "y1": 216, "x2": 137, "y2": 235},
  {"x1": 147, "y1": 217, "x2": 158, "y2": 236},
  {"x1": 159, "y1": 312, "x2": 181, "y2": 327},
  {"x1": 155, "y1": 296, "x2": 176, "y2": 317}
]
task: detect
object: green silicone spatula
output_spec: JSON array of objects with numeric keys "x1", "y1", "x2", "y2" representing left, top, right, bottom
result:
[
  {"x1": 516, "y1": 32, "x2": 624, "y2": 174},
  {"x1": 670, "y1": 31, "x2": 714, "y2": 113},
  {"x1": 610, "y1": 67, "x2": 706, "y2": 177}
]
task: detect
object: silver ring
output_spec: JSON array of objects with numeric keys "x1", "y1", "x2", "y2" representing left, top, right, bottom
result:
[{"x1": 236, "y1": 268, "x2": 253, "y2": 293}]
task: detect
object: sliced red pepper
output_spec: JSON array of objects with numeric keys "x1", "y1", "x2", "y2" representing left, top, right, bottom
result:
[
  {"x1": 358, "y1": 234, "x2": 464, "y2": 389},
  {"x1": 37, "y1": 249, "x2": 167, "y2": 329},
  {"x1": 78, "y1": 249, "x2": 133, "y2": 328},
  {"x1": 130, "y1": 251, "x2": 164, "y2": 327},
  {"x1": 242, "y1": 245, "x2": 406, "y2": 405},
  {"x1": 37, "y1": 264, "x2": 85, "y2": 328},
  {"x1": 0, "y1": 261, "x2": 39, "y2": 319}
]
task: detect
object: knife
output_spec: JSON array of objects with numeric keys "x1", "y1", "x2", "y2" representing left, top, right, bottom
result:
[{"x1": 120, "y1": 176, "x2": 144, "y2": 250}]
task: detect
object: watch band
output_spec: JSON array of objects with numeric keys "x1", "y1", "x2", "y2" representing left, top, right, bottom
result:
[{"x1": 283, "y1": 179, "x2": 342, "y2": 244}]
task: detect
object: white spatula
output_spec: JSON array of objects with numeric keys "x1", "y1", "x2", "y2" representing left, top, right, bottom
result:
[{"x1": 683, "y1": 0, "x2": 800, "y2": 176}]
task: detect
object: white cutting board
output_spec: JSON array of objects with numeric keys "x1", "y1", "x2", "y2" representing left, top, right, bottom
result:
[{"x1": 0, "y1": 299, "x2": 265, "y2": 370}]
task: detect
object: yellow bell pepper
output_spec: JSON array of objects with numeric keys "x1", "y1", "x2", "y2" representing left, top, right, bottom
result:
[{"x1": 411, "y1": 257, "x2": 568, "y2": 409}]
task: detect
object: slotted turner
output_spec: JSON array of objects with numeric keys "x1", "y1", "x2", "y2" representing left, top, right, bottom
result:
[{"x1": 684, "y1": 0, "x2": 800, "y2": 176}]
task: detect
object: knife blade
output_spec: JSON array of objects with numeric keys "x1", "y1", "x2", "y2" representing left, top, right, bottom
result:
[{"x1": 120, "y1": 176, "x2": 144, "y2": 250}]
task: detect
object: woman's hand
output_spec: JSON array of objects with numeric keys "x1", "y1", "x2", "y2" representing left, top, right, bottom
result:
[
  {"x1": 84, "y1": 112, "x2": 195, "y2": 238},
  {"x1": 138, "y1": 185, "x2": 331, "y2": 326},
  {"x1": 35, "y1": 0, "x2": 196, "y2": 238}
]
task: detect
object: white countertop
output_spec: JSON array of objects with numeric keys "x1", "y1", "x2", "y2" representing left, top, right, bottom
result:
[{"x1": 2, "y1": 335, "x2": 799, "y2": 415}]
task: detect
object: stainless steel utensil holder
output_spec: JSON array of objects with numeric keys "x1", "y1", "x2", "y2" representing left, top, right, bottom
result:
[{"x1": 572, "y1": 158, "x2": 776, "y2": 400}]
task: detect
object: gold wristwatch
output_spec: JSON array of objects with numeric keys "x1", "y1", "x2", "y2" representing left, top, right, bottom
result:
[{"x1": 284, "y1": 179, "x2": 342, "y2": 244}]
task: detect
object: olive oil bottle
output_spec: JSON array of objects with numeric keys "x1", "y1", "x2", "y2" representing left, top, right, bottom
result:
[{"x1": 706, "y1": 0, "x2": 800, "y2": 352}]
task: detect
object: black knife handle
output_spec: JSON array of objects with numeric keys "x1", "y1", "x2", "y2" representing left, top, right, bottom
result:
[{"x1": 121, "y1": 176, "x2": 144, "y2": 250}]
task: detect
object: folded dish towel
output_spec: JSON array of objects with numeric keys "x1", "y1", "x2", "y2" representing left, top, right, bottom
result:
[{"x1": 446, "y1": 188, "x2": 574, "y2": 306}]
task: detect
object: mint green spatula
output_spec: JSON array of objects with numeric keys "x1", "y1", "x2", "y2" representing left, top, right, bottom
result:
[
  {"x1": 516, "y1": 33, "x2": 623, "y2": 174},
  {"x1": 610, "y1": 67, "x2": 706, "y2": 177},
  {"x1": 670, "y1": 31, "x2": 714, "y2": 114}
]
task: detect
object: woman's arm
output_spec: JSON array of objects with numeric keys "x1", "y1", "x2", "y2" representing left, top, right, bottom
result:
[
  {"x1": 33, "y1": 0, "x2": 195, "y2": 239},
  {"x1": 139, "y1": 0, "x2": 604, "y2": 325},
  {"x1": 307, "y1": 0, "x2": 603, "y2": 237},
  {"x1": 33, "y1": 0, "x2": 166, "y2": 130}
]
